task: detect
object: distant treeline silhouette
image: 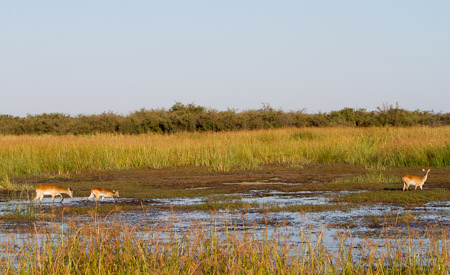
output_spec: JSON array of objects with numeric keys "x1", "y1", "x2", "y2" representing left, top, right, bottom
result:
[{"x1": 1, "y1": 103, "x2": 449, "y2": 135}]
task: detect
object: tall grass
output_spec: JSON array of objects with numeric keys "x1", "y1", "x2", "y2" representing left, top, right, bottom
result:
[
  {"x1": 1, "y1": 127, "x2": 450, "y2": 178},
  {"x1": 1, "y1": 214, "x2": 449, "y2": 274},
  {"x1": 0, "y1": 190, "x2": 35, "y2": 220}
]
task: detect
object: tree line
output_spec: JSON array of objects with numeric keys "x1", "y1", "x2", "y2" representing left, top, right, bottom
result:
[{"x1": 1, "y1": 103, "x2": 449, "y2": 135}]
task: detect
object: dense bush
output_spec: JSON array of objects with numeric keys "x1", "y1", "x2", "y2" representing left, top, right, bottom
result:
[{"x1": 0, "y1": 103, "x2": 448, "y2": 135}]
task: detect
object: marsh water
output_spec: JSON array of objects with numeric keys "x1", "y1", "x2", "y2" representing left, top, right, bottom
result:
[{"x1": 1, "y1": 183, "x2": 449, "y2": 254}]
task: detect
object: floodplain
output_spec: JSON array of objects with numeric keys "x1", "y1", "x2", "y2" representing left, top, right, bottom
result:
[{"x1": 1, "y1": 127, "x2": 450, "y2": 273}]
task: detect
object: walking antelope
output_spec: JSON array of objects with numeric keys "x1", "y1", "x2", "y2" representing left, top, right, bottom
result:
[
  {"x1": 402, "y1": 169, "x2": 430, "y2": 191},
  {"x1": 85, "y1": 187, "x2": 119, "y2": 204},
  {"x1": 33, "y1": 184, "x2": 73, "y2": 206}
]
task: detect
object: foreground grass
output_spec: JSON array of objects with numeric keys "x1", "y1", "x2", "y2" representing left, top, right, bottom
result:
[
  {"x1": 1, "y1": 127, "x2": 450, "y2": 182},
  {"x1": 1, "y1": 213, "x2": 449, "y2": 274}
]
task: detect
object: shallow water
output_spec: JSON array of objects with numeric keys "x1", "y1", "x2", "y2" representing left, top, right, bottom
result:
[{"x1": 1, "y1": 186, "x2": 449, "y2": 253}]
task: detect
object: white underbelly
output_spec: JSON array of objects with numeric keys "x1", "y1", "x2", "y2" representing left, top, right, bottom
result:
[{"x1": 42, "y1": 191, "x2": 58, "y2": 196}]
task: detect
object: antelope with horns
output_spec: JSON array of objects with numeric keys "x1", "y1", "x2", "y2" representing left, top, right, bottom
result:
[
  {"x1": 33, "y1": 184, "x2": 73, "y2": 206},
  {"x1": 402, "y1": 169, "x2": 430, "y2": 191}
]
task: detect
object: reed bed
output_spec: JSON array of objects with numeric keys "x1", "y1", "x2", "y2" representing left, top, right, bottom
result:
[
  {"x1": 1, "y1": 127, "x2": 450, "y2": 180},
  {"x1": 1, "y1": 213, "x2": 449, "y2": 274}
]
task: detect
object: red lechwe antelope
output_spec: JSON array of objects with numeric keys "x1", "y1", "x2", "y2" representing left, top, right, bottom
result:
[
  {"x1": 85, "y1": 187, "x2": 119, "y2": 204},
  {"x1": 402, "y1": 169, "x2": 431, "y2": 191},
  {"x1": 33, "y1": 184, "x2": 73, "y2": 206}
]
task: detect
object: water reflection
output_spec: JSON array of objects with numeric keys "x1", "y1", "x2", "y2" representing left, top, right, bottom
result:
[{"x1": 1, "y1": 187, "x2": 449, "y2": 253}]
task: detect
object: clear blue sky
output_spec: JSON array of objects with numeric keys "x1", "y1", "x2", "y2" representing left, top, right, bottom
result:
[{"x1": 1, "y1": 1, "x2": 449, "y2": 116}]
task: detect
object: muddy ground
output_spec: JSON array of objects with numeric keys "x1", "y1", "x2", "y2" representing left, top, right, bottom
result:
[
  {"x1": 1, "y1": 164, "x2": 450, "y2": 234},
  {"x1": 10, "y1": 163, "x2": 450, "y2": 195}
]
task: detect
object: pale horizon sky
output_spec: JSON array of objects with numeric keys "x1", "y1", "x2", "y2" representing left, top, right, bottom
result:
[{"x1": 1, "y1": 1, "x2": 449, "y2": 117}]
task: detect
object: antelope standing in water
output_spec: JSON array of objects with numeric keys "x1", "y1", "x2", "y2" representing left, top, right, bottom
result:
[
  {"x1": 33, "y1": 184, "x2": 73, "y2": 206},
  {"x1": 402, "y1": 169, "x2": 430, "y2": 191},
  {"x1": 85, "y1": 187, "x2": 119, "y2": 204}
]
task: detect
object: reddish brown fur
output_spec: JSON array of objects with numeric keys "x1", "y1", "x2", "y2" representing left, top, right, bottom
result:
[
  {"x1": 33, "y1": 184, "x2": 73, "y2": 206},
  {"x1": 402, "y1": 169, "x2": 430, "y2": 191},
  {"x1": 85, "y1": 187, "x2": 119, "y2": 204}
]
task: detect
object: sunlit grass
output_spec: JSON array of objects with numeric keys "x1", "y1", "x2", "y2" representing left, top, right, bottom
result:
[
  {"x1": 1, "y1": 213, "x2": 449, "y2": 274},
  {"x1": 0, "y1": 173, "x2": 33, "y2": 191},
  {"x1": 0, "y1": 190, "x2": 36, "y2": 220},
  {"x1": 1, "y1": 127, "x2": 449, "y2": 180}
]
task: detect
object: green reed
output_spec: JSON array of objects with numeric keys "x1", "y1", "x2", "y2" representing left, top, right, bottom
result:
[
  {"x1": 1, "y1": 127, "x2": 450, "y2": 179},
  {"x1": 0, "y1": 190, "x2": 35, "y2": 220},
  {"x1": 1, "y1": 213, "x2": 448, "y2": 274}
]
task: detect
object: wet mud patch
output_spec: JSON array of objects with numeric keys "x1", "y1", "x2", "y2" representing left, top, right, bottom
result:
[
  {"x1": 333, "y1": 189, "x2": 450, "y2": 205},
  {"x1": 324, "y1": 202, "x2": 450, "y2": 238},
  {"x1": 9, "y1": 163, "x2": 369, "y2": 196},
  {"x1": 1, "y1": 164, "x2": 449, "y2": 238}
]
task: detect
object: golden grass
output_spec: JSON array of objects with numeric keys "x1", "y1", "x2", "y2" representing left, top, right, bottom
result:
[
  {"x1": 1, "y1": 127, "x2": 449, "y2": 180},
  {"x1": 1, "y1": 213, "x2": 449, "y2": 274}
]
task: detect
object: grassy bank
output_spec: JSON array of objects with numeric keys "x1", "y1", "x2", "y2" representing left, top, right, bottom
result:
[
  {"x1": 1, "y1": 127, "x2": 450, "y2": 182},
  {"x1": 1, "y1": 214, "x2": 448, "y2": 274}
]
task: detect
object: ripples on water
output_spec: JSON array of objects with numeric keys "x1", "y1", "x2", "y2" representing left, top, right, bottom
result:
[{"x1": 1, "y1": 187, "x2": 449, "y2": 252}]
